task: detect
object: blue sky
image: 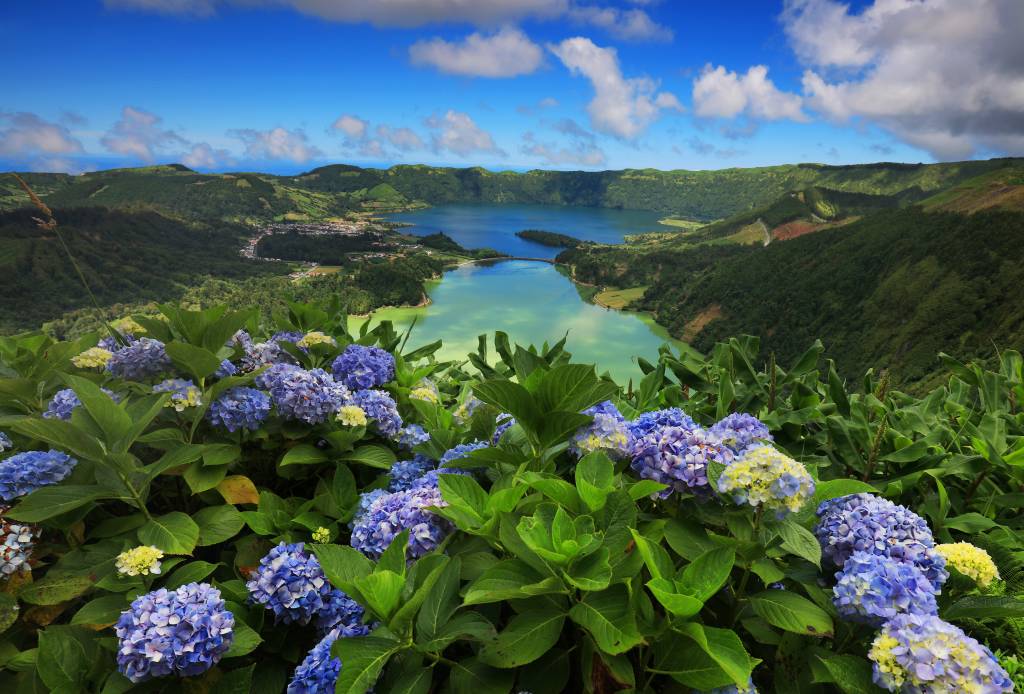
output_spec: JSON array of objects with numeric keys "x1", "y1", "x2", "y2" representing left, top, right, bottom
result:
[{"x1": 1, "y1": 0, "x2": 1021, "y2": 174}]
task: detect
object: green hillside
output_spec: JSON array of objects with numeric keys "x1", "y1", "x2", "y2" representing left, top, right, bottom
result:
[{"x1": 920, "y1": 164, "x2": 1024, "y2": 214}]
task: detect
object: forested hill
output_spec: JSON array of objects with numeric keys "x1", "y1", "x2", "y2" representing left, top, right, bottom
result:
[{"x1": 4, "y1": 157, "x2": 1023, "y2": 222}]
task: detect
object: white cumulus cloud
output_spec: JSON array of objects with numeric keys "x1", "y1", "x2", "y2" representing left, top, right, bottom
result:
[
  {"x1": 567, "y1": 6, "x2": 672, "y2": 42},
  {"x1": 410, "y1": 27, "x2": 544, "y2": 78},
  {"x1": 521, "y1": 132, "x2": 606, "y2": 168},
  {"x1": 376, "y1": 125, "x2": 425, "y2": 152},
  {"x1": 549, "y1": 37, "x2": 682, "y2": 140},
  {"x1": 231, "y1": 126, "x2": 323, "y2": 163},
  {"x1": 181, "y1": 142, "x2": 234, "y2": 169},
  {"x1": 0, "y1": 112, "x2": 84, "y2": 158},
  {"x1": 692, "y1": 65, "x2": 806, "y2": 121},
  {"x1": 100, "y1": 106, "x2": 188, "y2": 162},
  {"x1": 332, "y1": 114, "x2": 368, "y2": 139},
  {"x1": 426, "y1": 110, "x2": 504, "y2": 157}
]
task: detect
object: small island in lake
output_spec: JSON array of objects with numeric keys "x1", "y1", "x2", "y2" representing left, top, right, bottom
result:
[{"x1": 515, "y1": 228, "x2": 591, "y2": 248}]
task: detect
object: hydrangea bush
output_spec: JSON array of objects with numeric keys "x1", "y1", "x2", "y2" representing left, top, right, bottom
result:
[{"x1": 0, "y1": 303, "x2": 1020, "y2": 693}]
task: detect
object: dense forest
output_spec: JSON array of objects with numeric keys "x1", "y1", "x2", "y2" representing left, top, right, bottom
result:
[
  {"x1": 256, "y1": 230, "x2": 388, "y2": 264},
  {"x1": 515, "y1": 229, "x2": 588, "y2": 248}
]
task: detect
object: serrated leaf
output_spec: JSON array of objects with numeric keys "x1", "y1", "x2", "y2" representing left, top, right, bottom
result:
[
  {"x1": 750, "y1": 591, "x2": 833, "y2": 637},
  {"x1": 478, "y1": 609, "x2": 565, "y2": 668},
  {"x1": 138, "y1": 512, "x2": 199, "y2": 555}
]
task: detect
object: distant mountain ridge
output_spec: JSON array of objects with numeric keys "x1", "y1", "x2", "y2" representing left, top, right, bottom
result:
[{"x1": 3, "y1": 157, "x2": 1023, "y2": 222}]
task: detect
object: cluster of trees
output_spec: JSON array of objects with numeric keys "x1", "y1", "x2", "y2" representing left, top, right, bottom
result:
[
  {"x1": 256, "y1": 231, "x2": 386, "y2": 264},
  {"x1": 515, "y1": 229, "x2": 588, "y2": 248}
]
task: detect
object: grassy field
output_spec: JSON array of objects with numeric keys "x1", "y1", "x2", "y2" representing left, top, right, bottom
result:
[{"x1": 594, "y1": 286, "x2": 648, "y2": 309}]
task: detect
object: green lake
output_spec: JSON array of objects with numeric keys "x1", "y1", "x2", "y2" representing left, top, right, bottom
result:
[{"x1": 352, "y1": 259, "x2": 680, "y2": 384}]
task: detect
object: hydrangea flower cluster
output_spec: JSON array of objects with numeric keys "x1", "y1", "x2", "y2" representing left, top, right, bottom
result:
[
  {"x1": 351, "y1": 488, "x2": 388, "y2": 527},
  {"x1": 869, "y1": 614, "x2": 1012, "y2": 692},
  {"x1": 43, "y1": 388, "x2": 86, "y2": 421},
  {"x1": 297, "y1": 331, "x2": 336, "y2": 349},
  {"x1": 240, "y1": 340, "x2": 289, "y2": 371},
  {"x1": 350, "y1": 483, "x2": 453, "y2": 559},
  {"x1": 116, "y1": 546, "x2": 164, "y2": 577},
  {"x1": 288, "y1": 617, "x2": 371, "y2": 694},
  {"x1": 153, "y1": 378, "x2": 203, "y2": 412},
  {"x1": 71, "y1": 346, "x2": 113, "y2": 369},
  {"x1": 0, "y1": 432, "x2": 11, "y2": 452},
  {"x1": 106, "y1": 337, "x2": 172, "y2": 380},
  {"x1": 207, "y1": 387, "x2": 272, "y2": 432},
  {"x1": 627, "y1": 407, "x2": 696, "y2": 441},
  {"x1": 815, "y1": 493, "x2": 948, "y2": 589},
  {"x1": 0, "y1": 450, "x2": 78, "y2": 502},
  {"x1": 111, "y1": 316, "x2": 147, "y2": 336},
  {"x1": 331, "y1": 344, "x2": 395, "y2": 389},
  {"x1": 631, "y1": 426, "x2": 734, "y2": 498},
  {"x1": 315, "y1": 591, "x2": 369, "y2": 636},
  {"x1": 247, "y1": 542, "x2": 339, "y2": 628},
  {"x1": 266, "y1": 368, "x2": 349, "y2": 425},
  {"x1": 410, "y1": 379, "x2": 440, "y2": 404},
  {"x1": 0, "y1": 508, "x2": 40, "y2": 576},
  {"x1": 215, "y1": 359, "x2": 237, "y2": 378},
  {"x1": 439, "y1": 440, "x2": 488, "y2": 468},
  {"x1": 492, "y1": 413, "x2": 516, "y2": 444},
  {"x1": 312, "y1": 526, "x2": 331, "y2": 544},
  {"x1": 570, "y1": 401, "x2": 632, "y2": 459},
  {"x1": 717, "y1": 445, "x2": 815, "y2": 517},
  {"x1": 397, "y1": 423, "x2": 430, "y2": 449},
  {"x1": 115, "y1": 582, "x2": 234, "y2": 683},
  {"x1": 350, "y1": 389, "x2": 403, "y2": 437},
  {"x1": 832, "y1": 552, "x2": 938, "y2": 626},
  {"x1": 710, "y1": 413, "x2": 773, "y2": 454},
  {"x1": 389, "y1": 455, "x2": 435, "y2": 492},
  {"x1": 453, "y1": 395, "x2": 483, "y2": 424},
  {"x1": 935, "y1": 542, "x2": 1000, "y2": 589},
  {"x1": 336, "y1": 404, "x2": 368, "y2": 427}
]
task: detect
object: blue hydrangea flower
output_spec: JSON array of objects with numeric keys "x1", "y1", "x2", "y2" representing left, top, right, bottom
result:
[
  {"x1": 255, "y1": 362, "x2": 301, "y2": 390},
  {"x1": 628, "y1": 407, "x2": 696, "y2": 441},
  {"x1": 267, "y1": 368, "x2": 349, "y2": 425},
  {"x1": 397, "y1": 424, "x2": 430, "y2": 449},
  {"x1": 315, "y1": 590, "x2": 370, "y2": 636},
  {"x1": 288, "y1": 620, "x2": 371, "y2": 694},
  {"x1": 439, "y1": 440, "x2": 488, "y2": 468},
  {"x1": 408, "y1": 467, "x2": 473, "y2": 492},
  {"x1": 115, "y1": 582, "x2": 234, "y2": 683},
  {"x1": 106, "y1": 337, "x2": 171, "y2": 380},
  {"x1": 492, "y1": 414, "x2": 516, "y2": 444},
  {"x1": 0, "y1": 432, "x2": 11, "y2": 452},
  {"x1": 332, "y1": 345, "x2": 395, "y2": 390},
  {"x1": 241, "y1": 339, "x2": 294, "y2": 372},
  {"x1": 350, "y1": 484, "x2": 452, "y2": 559},
  {"x1": 717, "y1": 445, "x2": 815, "y2": 517},
  {"x1": 631, "y1": 426, "x2": 734, "y2": 498},
  {"x1": 351, "y1": 488, "x2": 388, "y2": 527},
  {"x1": 153, "y1": 378, "x2": 202, "y2": 412},
  {"x1": 815, "y1": 493, "x2": 948, "y2": 589},
  {"x1": 272, "y1": 330, "x2": 305, "y2": 345},
  {"x1": 571, "y1": 401, "x2": 632, "y2": 459},
  {"x1": 833, "y1": 551, "x2": 938, "y2": 626},
  {"x1": 389, "y1": 454, "x2": 435, "y2": 492},
  {"x1": 0, "y1": 450, "x2": 78, "y2": 502},
  {"x1": 215, "y1": 359, "x2": 237, "y2": 378},
  {"x1": 869, "y1": 613, "x2": 1012, "y2": 693},
  {"x1": 43, "y1": 387, "x2": 118, "y2": 421},
  {"x1": 247, "y1": 542, "x2": 342, "y2": 626},
  {"x1": 453, "y1": 395, "x2": 483, "y2": 425},
  {"x1": 710, "y1": 413, "x2": 773, "y2": 454},
  {"x1": 350, "y1": 389, "x2": 403, "y2": 437},
  {"x1": 231, "y1": 329, "x2": 254, "y2": 351},
  {"x1": 98, "y1": 332, "x2": 140, "y2": 352},
  {"x1": 0, "y1": 510, "x2": 40, "y2": 576},
  {"x1": 207, "y1": 387, "x2": 272, "y2": 432}
]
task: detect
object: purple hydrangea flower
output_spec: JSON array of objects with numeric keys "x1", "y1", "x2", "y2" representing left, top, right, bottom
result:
[
  {"x1": 255, "y1": 362, "x2": 301, "y2": 390},
  {"x1": 0, "y1": 450, "x2": 78, "y2": 502},
  {"x1": 241, "y1": 338, "x2": 295, "y2": 372},
  {"x1": 207, "y1": 387, "x2": 272, "y2": 432},
  {"x1": 43, "y1": 387, "x2": 118, "y2": 421},
  {"x1": 153, "y1": 378, "x2": 202, "y2": 411},
  {"x1": 869, "y1": 614, "x2": 1012, "y2": 693},
  {"x1": 630, "y1": 426, "x2": 734, "y2": 498},
  {"x1": 351, "y1": 488, "x2": 388, "y2": 527},
  {"x1": 439, "y1": 440, "x2": 488, "y2": 468},
  {"x1": 0, "y1": 509, "x2": 40, "y2": 576},
  {"x1": 570, "y1": 401, "x2": 632, "y2": 459},
  {"x1": 350, "y1": 484, "x2": 452, "y2": 559},
  {"x1": 492, "y1": 414, "x2": 516, "y2": 444},
  {"x1": 833, "y1": 551, "x2": 938, "y2": 626},
  {"x1": 628, "y1": 407, "x2": 697, "y2": 441},
  {"x1": 215, "y1": 359, "x2": 237, "y2": 379},
  {"x1": 272, "y1": 330, "x2": 305, "y2": 345},
  {"x1": 710, "y1": 413, "x2": 773, "y2": 454},
  {"x1": 98, "y1": 331, "x2": 140, "y2": 352},
  {"x1": 247, "y1": 542, "x2": 341, "y2": 628},
  {"x1": 332, "y1": 345, "x2": 395, "y2": 390},
  {"x1": 267, "y1": 368, "x2": 349, "y2": 425},
  {"x1": 397, "y1": 424, "x2": 430, "y2": 449},
  {"x1": 408, "y1": 467, "x2": 473, "y2": 491},
  {"x1": 350, "y1": 389, "x2": 403, "y2": 437},
  {"x1": 115, "y1": 582, "x2": 234, "y2": 683},
  {"x1": 315, "y1": 590, "x2": 370, "y2": 637},
  {"x1": 288, "y1": 620, "x2": 371, "y2": 694},
  {"x1": 106, "y1": 337, "x2": 171, "y2": 380},
  {"x1": 815, "y1": 493, "x2": 948, "y2": 589},
  {"x1": 389, "y1": 455, "x2": 435, "y2": 492},
  {"x1": 0, "y1": 432, "x2": 11, "y2": 452}
]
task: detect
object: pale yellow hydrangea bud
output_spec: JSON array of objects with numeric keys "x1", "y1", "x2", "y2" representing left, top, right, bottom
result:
[
  {"x1": 72, "y1": 347, "x2": 113, "y2": 369},
  {"x1": 312, "y1": 527, "x2": 331, "y2": 544},
  {"x1": 410, "y1": 386, "x2": 439, "y2": 404},
  {"x1": 116, "y1": 546, "x2": 164, "y2": 577},
  {"x1": 337, "y1": 405, "x2": 368, "y2": 427},
  {"x1": 936, "y1": 542, "x2": 1000, "y2": 588},
  {"x1": 111, "y1": 317, "x2": 146, "y2": 335},
  {"x1": 297, "y1": 331, "x2": 337, "y2": 349}
]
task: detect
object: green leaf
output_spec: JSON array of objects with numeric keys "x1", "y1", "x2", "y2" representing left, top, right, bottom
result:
[
  {"x1": 646, "y1": 578, "x2": 705, "y2": 619},
  {"x1": 356, "y1": 571, "x2": 405, "y2": 621},
  {"x1": 446, "y1": 656, "x2": 515, "y2": 694},
  {"x1": 630, "y1": 529, "x2": 674, "y2": 580},
  {"x1": 216, "y1": 664, "x2": 256, "y2": 694},
  {"x1": 776, "y1": 519, "x2": 822, "y2": 568},
  {"x1": 471, "y1": 380, "x2": 536, "y2": 430},
  {"x1": 343, "y1": 445, "x2": 397, "y2": 469},
  {"x1": 311, "y1": 544, "x2": 373, "y2": 590},
  {"x1": 138, "y1": 512, "x2": 199, "y2": 555},
  {"x1": 36, "y1": 626, "x2": 99, "y2": 692},
  {"x1": 183, "y1": 459, "x2": 227, "y2": 493},
  {"x1": 9, "y1": 417, "x2": 106, "y2": 462},
  {"x1": 331, "y1": 635, "x2": 401, "y2": 694},
  {"x1": 679, "y1": 547, "x2": 736, "y2": 602},
  {"x1": 5, "y1": 485, "x2": 105, "y2": 522},
  {"x1": 814, "y1": 653, "x2": 882, "y2": 694},
  {"x1": 201, "y1": 443, "x2": 241, "y2": 467},
  {"x1": 674, "y1": 622, "x2": 757, "y2": 690},
  {"x1": 163, "y1": 561, "x2": 218, "y2": 590},
  {"x1": 463, "y1": 559, "x2": 565, "y2": 605},
  {"x1": 415, "y1": 557, "x2": 461, "y2": 642},
  {"x1": 0, "y1": 593, "x2": 19, "y2": 634},
  {"x1": 576, "y1": 452, "x2": 614, "y2": 511},
  {"x1": 944, "y1": 595, "x2": 1024, "y2": 621},
  {"x1": 62, "y1": 374, "x2": 131, "y2": 445},
  {"x1": 165, "y1": 342, "x2": 223, "y2": 381},
  {"x1": 750, "y1": 591, "x2": 834, "y2": 637},
  {"x1": 70, "y1": 595, "x2": 127, "y2": 629},
  {"x1": 223, "y1": 620, "x2": 262, "y2": 658},
  {"x1": 478, "y1": 609, "x2": 565, "y2": 668},
  {"x1": 569, "y1": 584, "x2": 643, "y2": 655},
  {"x1": 279, "y1": 444, "x2": 328, "y2": 467},
  {"x1": 628, "y1": 479, "x2": 669, "y2": 500},
  {"x1": 193, "y1": 505, "x2": 244, "y2": 546},
  {"x1": 438, "y1": 473, "x2": 489, "y2": 520},
  {"x1": 20, "y1": 576, "x2": 93, "y2": 605},
  {"x1": 565, "y1": 547, "x2": 612, "y2": 591}
]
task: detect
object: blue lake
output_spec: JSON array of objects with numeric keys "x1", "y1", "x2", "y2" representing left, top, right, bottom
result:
[{"x1": 388, "y1": 202, "x2": 666, "y2": 258}]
